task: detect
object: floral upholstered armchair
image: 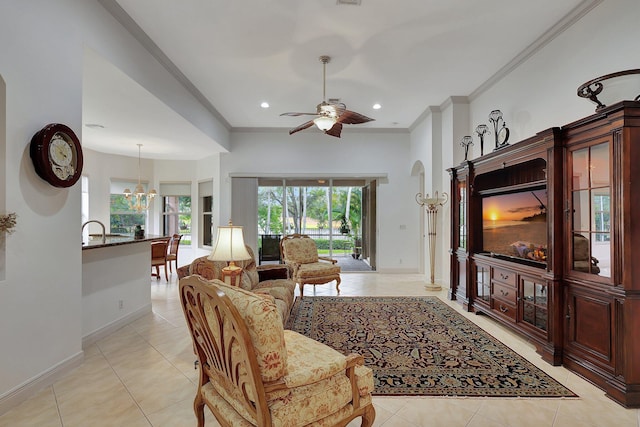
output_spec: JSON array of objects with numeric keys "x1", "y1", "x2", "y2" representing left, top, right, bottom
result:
[
  {"x1": 179, "y1": 275, "x2": 376, "y2": 427},
  {"x1": 177, "y1": 245, "x2": 295, "y2": 324},
  {"x1": 280, "y1": 234, "x2": 341, "y2": 298}
]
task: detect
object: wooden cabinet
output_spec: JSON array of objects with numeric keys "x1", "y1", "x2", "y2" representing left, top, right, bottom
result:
[
  {"x1": 449, "y1": 101, "x2": 640, "y2": 407},
  {"x1": 448, "y1": 162, "x2": 472, "y2": 307},
  {"x1": 474, "y1": 254, "x2": 554, "y2": 351},
  {"x1": 561, "y1": 101, "x2": 640, "y2": 407},
  {"x1": 449, "y1": 127, "x2": 563, "y2": 366}
]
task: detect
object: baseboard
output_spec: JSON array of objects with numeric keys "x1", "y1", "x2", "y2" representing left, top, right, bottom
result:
[
  {"x1": 82, "y1": 303, "x2": 152, "y2": 349},
  {"x1": 0, "y1": 351, "x2": 84, "y2": 416}
]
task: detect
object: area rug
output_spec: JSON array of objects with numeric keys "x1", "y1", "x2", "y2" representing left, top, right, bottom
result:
[{"x1": 285, "y1": 296, "x2": 577, "y2": 398}]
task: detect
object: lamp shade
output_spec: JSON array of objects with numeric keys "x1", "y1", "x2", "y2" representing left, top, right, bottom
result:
[
  {"x1": 208, "y1": 223, "x2": 252, "y2": 262},
  {"x1": 314, "y1": 116, "x2": 336, "y2": 131}
]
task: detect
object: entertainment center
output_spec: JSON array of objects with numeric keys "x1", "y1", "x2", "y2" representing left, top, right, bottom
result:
[{"x1": 448, "y1": 101, "x2": 640, "y2": 407}]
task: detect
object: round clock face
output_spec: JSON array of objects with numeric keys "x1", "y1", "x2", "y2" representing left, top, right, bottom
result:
[
  {"x1": 498, "y1": 126, "x2": 510, "y2": 145},
  {"x1": 30, "y1": 123, "x2": 83, "y2": 188},
  {"x1": 49, "y1": 134, "x2": 73, "y2": 167}
]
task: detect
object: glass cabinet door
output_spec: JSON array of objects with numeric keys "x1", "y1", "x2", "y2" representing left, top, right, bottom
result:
[
  {"x1": 458, "y1": 181, "x2": 467, "y2": 249},
  {"x1": 521, "y1": 277, "x2": 547, "y2": 331},
  {"x1": 475, "y1": 263, "x2": 490, "y2": 303},
  {"x1": 569, "y1": 143, "x2": 611, "y2": 277}
]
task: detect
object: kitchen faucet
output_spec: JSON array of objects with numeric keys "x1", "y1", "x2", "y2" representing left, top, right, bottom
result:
[{"x1": 82, "y1": 220, "x2": 106, "y2": 245}]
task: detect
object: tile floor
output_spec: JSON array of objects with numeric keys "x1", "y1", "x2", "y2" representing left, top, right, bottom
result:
[{"x1": 1, "y1": 272, "x2": 639, "y2": 427}]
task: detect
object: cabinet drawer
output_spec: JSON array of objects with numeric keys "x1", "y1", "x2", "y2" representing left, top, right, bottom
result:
[
  {"x1": 492, "y1": 282, "x2": 517, "y2": 304},
  {"x1": 492, "y1": 268, "x2": 516, "y2": 286},
  {"x1": 492, "y1": 299, "x2": 517, "y2": 322}
]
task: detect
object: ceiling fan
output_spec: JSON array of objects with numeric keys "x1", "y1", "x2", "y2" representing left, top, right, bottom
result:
[{"x1": 280, "y1": 55, "x2": 375, "y2": 138}]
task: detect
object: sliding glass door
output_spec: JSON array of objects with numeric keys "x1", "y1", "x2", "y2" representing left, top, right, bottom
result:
[{"x1": 257, "y1": 178, "x2": 374, "y2": 271}]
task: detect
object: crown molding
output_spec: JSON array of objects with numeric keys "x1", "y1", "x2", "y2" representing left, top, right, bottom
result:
[
  {"x1": 469, "y1": 0, "x2": 603, "y2": 101},
  {"x1": 230, "y1": 126, "x2": 409, "y2": 134},
  {"x1": 409, "y1": 106, "x2": 442, "y2": 132}
]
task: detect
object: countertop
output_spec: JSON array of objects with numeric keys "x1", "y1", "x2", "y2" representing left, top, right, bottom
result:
[{"x1": 82, "y1": 234, "x2": 170, "y2": 250}]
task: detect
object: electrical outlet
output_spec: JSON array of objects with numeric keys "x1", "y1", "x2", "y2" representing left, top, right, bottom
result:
[{"x1": 118, "y1": 300, "x2": 124, "y2": 310}]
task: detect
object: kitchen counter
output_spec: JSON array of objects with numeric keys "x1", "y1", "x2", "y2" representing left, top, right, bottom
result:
[
  {"x1": 81, "y1": 234, "x2": 170, "y2": 347},
  {"x1": 82, "y1": 234, "x2": 169, "y2": 250}
]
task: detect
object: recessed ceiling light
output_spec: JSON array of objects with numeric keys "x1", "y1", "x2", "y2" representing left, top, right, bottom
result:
[
  {"x1": 85, "y1": 123, "x2": 105, "y2": 129},
  {"x1": 260, "y1": 102, "x2": 270, "y2": 109},
  {"x1": 373, "y1": 103, "x2": 381, "y2": 110}
]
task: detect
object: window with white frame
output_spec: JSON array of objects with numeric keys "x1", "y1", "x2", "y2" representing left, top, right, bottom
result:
[
  {"x1": 199, "y1": 180, "x2": 213, "y2": 247},
  {"x1": 160, "y1": 182, "x2": 191, "y2": 245}
]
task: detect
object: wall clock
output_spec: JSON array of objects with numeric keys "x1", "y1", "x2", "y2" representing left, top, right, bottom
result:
[{"x1": 30, "y1": 123, "x2": 83, "y2": 188}]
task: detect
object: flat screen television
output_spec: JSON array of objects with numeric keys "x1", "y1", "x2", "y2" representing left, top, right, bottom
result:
[{"x1": 481, "y1": 187, "x2": 547, "y2": 266}]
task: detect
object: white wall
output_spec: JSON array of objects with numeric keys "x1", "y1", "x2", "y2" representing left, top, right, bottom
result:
[
  {"x1": 0, "y1": 0, "x2": 226, "y2": 412},
  {"x1": 0, "y1": 1, "x2": 86, "y2": 409},
  {"x1": 225, "y1": 130, "x2": 421, "y2": 272},
  {"x1": 410, "y1": 107, "x2": 438, "y2": 278}
]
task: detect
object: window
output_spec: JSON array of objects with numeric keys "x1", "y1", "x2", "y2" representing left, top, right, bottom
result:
[
  {"x1": 202, "y1": 196, "x2": 213, "y2": 246},
  {"x1": 199, "y1": 180, "x2": 213, "y2": 247},
  {"x1": 110, "y1": 180, "x2": 146, "y2": 235},
  {"x1": 160, "y1": 183, "x2": 191, "y2": 245},
  {"x1": 257, "y1": 178, "x2": 364, "y2": 257},
  {"x1": 162, "y1": 196, "x2": 191, "y2": 244},
  {"x1": 110, "y1": 194, "x2": 146, "y2": 235}
]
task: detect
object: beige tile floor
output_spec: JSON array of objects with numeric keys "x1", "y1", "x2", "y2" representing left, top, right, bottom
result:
[{"x1": 2, "y1": 272, "x2": 639, "y2": 427}]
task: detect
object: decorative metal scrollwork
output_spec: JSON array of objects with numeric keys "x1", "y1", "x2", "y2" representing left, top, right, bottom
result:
[{"x1": 577, "y1": 69, "x2": 640, "y2": 111}]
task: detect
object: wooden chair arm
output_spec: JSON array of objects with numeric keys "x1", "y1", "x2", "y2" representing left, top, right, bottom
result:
[
  {"x1": 344, "y1": 353, "x2": 364, "y2": 409},
  {"x1": 283, "y1": 260, "x2": 301, "y2": 271},
  {"x1": 318, "y1": 256, "x2": 338, "y2": 264}
]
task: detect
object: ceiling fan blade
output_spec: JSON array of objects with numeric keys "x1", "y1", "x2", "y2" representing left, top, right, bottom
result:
[
  {"x1": 324, "y1": 122, "x2": 343, "y2": 138},
  {"x1": 280, "y1": 112, "x2": 319, "y2": 117},
  {"x1": 337, "y1": 109, "x2": 375, "y2": 125},
  {"x1": 289, "y1": 120, "x2": 315, "y2": 135}
]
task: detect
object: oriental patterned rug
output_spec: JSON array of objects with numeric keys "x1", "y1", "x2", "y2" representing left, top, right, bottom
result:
[{"x1": 285, "y1": 296, "x2": 576, "y2": 398}]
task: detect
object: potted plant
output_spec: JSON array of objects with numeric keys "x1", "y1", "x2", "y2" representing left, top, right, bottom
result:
[
  {"x1": 351, "y1": 228, "x2": 362, "y2": 259},
  {"x1": 337, "y1": 214, "x2": 350, "y2": 235}
]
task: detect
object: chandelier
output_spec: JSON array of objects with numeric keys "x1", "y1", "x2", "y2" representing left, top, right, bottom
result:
[{"x1": 123, "y1": 144, "x2": 156, "y2": 212}]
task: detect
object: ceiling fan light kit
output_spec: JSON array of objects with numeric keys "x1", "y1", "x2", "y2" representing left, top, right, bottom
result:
[{"x1": 280, "y1": 55, "x2": 374, "y2": 138}]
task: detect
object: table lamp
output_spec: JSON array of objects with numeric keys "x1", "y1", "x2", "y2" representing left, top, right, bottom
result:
[{"x1": 208, "y1": 221, "x2": 251, "y2": 287}]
